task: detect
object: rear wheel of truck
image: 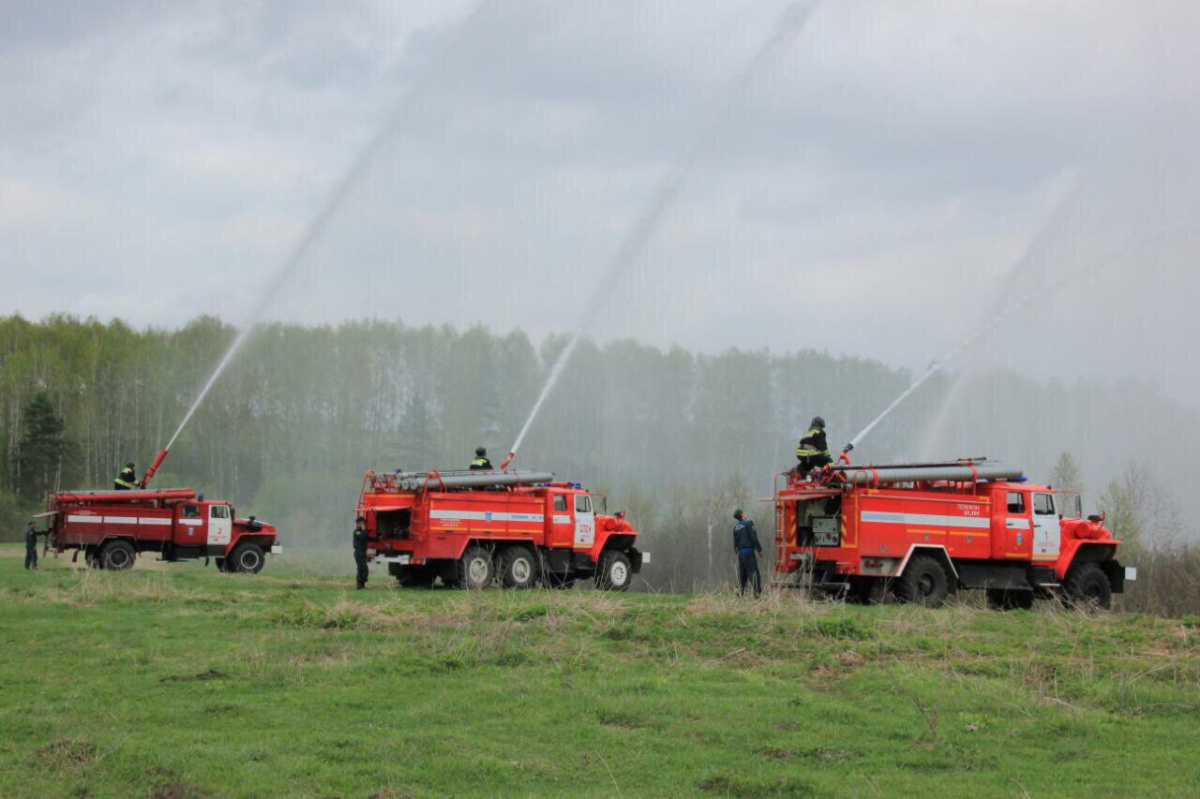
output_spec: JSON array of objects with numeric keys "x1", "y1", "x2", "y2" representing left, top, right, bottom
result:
[
  {"x1": 228, "y1": 543, "x2": 265, "y2": 574},
  {"x1": 595, "y1": 551, "x2": 632, "y2": 592},
  {"x1": 895, "y1": 555, "x2": 949, "y2": 608},
  {"x1": 986, "y1": 588, "x2": 1034, "y2": 611},
  {"x1": 499, "y1": 547, "x2": 539, "y2": 590},
  {"x1": 456, "y1": 545, "x2": 495, "y2": 590},
  {"x1": 1063, "y1": 563, "x2": 1112, "y2": 610},
  {"x1": 99, "y1": 540, "x2": 136, "y2": 571}
]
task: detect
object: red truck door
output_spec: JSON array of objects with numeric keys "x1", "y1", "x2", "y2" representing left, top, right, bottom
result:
[
  {"x1": 174, "y1": 502, "x2": 207, "y2": 546},
  {"x1": 1003, "y1": 490, "x2": 1032, "y2": 556},
  {"x1": 546, "y1": 493, "x2": 574, "y2": 548}
]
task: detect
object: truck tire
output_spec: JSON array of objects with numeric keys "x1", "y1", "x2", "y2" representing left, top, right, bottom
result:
[
  {"x1": 986, "y1": 588, "x2": 1034, "y2": 611},
  {"x1": 228, "y1": 543, "x2": 265, "y2": 574},
  {"x1": 456, "y1": 545, "x2": 494, "y2": 590},
  {"x1": 498, "y1": 547, "x2": 539, "y2": 590},
  {"x1": 99, "y1": 540, "x2": 136, "y2": 571},
  {"x1": 395, "y1": 566, "x2": 436, "y2": 589},
  {"x1": 1064, "y1": 563, "x2": 1112, "y2": 610},
  {"x1": 895, "y1": 555, "x2": 949, "y2": 608},
  {"x1": 595, "y1": 551, "x2": 632, "y2": 592}
]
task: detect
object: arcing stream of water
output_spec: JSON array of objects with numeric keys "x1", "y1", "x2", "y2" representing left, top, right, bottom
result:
[
  {"x1": 846, "y1": 225, "x2": 1200, "y2": 455},
  {"x1": 504, "y1": 1, "x2": 821, "y2": 467},
  {"x1": 161, "y1": 4, "x2": 488, "y2": 454}
]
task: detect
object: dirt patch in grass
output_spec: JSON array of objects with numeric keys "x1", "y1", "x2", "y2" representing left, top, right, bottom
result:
[
  {"x1": 160, "y1": 668, "x2": 228, "y2": 684},
  {"x1": 148, "y1": 769, "x2": 211, "y2": 799},
  {"x1": 34, "y1": 737, "x2": 97, "y2": 772}
]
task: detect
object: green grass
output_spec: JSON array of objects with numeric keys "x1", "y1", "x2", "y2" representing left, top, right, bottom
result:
[{"x1": 1, "y1": 545, "x2": 1199, "y2": 797}]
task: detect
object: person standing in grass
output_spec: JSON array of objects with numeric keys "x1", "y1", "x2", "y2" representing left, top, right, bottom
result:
[
  {"x1": 25, "y1": 520, "x2": 47, "y2": 570},
  {"x1": 353, "y1": 516, "x2": 370, "y2": 590},
  {"x1": 732, "y1": 509, "x2": 763, "y2": 598}
]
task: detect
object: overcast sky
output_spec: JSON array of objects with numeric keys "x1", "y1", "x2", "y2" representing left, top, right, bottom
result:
[{"x1": 2, "y1": 0, "x2": 1198, "y2": 402}]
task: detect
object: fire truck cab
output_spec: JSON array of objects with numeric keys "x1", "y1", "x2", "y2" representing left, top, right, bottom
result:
[
  {"x1": 358, "y1": 468, "x2": 648, "y2": 590},
  {"x1": 775, "y1": 460, "x2": 1134, "y2": 609}
]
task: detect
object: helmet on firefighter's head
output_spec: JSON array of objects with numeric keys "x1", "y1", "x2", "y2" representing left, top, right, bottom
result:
[
  {"x1": 810, "y1": 416, "x2": 825, "y2": 430},
  {"x1": 125, "y1": 461, "x2": 136, "y2": 469},
  {"x1": 733, "y1": 508, "x2": 744, "y2": 521},
  {"x1": 475, "y1": 447, "x2": 487, "y2": 457},
  {"x1": 356, "y1": 516, "x2": 366, "y2": 524}
]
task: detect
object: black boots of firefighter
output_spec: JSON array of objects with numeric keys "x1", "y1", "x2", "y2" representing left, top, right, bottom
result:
[
  {"x1": 353, "y1": 517, "x2": 369, "y2": 589},
  {"x1": 733, "y1": 509, "x2": 763, "y2": 598}
]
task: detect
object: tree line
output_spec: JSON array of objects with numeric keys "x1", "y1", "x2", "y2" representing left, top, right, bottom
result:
[{"x1": 2, "y1": 314, "x2": 1197, "y2": 596}]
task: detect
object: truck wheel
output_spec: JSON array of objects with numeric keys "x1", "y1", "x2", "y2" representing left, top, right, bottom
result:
[
  {"x1": 895, "y1": 555, "x2": 948, "y2": 608},
  {"x1": 229, "y1": 543, "x2": 265, "y2": 574},
  {"x1": 456, "y1": 545, "x2": 494, "y2": 590},
  {"x1": 986, "y1": 588, "x2": 1034, "y2": 611},
  {"x1": 1064, "y1": 563, "x2": 1112, "y2": 610},
  {"x1": 499, "y1": 547, "x2": 539, "y2": 590},
  {"x1": 595, "y1": 551, "x2": 632, "y2": 592},
  {"x1": 99, "y1": 540, "x2": 136, "y2": 571},
  {"x1": 395, "y1": 566, "x2": 436, "y2": 589}
]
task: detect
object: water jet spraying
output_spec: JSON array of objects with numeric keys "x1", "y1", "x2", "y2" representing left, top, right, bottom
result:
[{"x1": 503, "y1": 0, "x2": 821, "y2": 470}]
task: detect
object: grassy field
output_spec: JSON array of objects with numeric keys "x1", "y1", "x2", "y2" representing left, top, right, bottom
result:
[{"x1": 1, "y1": 545, "x2": 1199, "y2": 797}]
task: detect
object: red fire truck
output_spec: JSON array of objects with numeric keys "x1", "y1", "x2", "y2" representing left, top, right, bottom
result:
[
  {"x1": 774, "y1": 459, "x2": 1134, "y2": 609},
  {"x1": 45, "y1": 452, "x2": 281, "y2": 573},
  {"x1": 357, "y1": 468, "x2": 648, "y2": 590}
]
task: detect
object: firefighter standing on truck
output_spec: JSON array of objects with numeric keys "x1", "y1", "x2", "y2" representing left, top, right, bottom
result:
[
  {"x1": 114, "y1": 462, "x2": 141, "y2": 490},
  {"x1": 25, "y1": 520, "x2": 46, "y2": 570},
  {"x1": 795, "y1": 417, "x2": 832, "y2": 473},
  {"x1": 353, "y1": 516, "x2": 369, "y2": 590},
  {"x1": 470, "y1": 447, "x2": 493, "y2": 471},
  {"x1": 733, "y1": 509, "x2": 763, "y2": 598}
]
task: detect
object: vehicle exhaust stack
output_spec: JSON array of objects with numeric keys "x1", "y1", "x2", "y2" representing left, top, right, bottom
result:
[{"x1": 141, "y1": 449, "x2": 169, "y2": 488}]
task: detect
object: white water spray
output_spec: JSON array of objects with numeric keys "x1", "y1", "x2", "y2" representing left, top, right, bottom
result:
[
  {"x1": 848, "y1": 225, "x2": 1200, "y2": 453},
  {"x1": 161, "y1": 4, "x2": 487, "y2": 453},
  {"x1": 506, "y1": 1, "x2": 821, "y2": 466}
]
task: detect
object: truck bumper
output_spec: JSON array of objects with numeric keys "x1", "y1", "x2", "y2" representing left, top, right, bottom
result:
[{"x1": 373, "y1": 554, "x2": 412, "y2": 566}]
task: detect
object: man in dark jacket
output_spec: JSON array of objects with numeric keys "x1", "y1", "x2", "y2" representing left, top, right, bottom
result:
[
  {"x1": 114, "y1": 462, "x2": 141, "y2": 490},
  {"x1": 795, "y1": 416, "x2": 832, "y2": 473},
  {"x1": 352, "y1": 516, "x2": 369, "y2": 590},
  {"x1": 25, "y1": 521, "x2": 46, "y2": 570},
  {"x1": 733, "y1": 509, "x2": 763, "y2": 598}
]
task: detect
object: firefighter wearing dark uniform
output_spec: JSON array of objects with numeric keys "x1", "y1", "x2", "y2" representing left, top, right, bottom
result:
[
  {"x1": 733, "y1": 509, "x2": 763, "y2": 598},
  {"x1": 795, "y1": 416, "x2": 832, "y2": 473},
  {"x1": 353, "y1": 516, "x2": 369, "y2": 590},
  {"x1": 114, "y1": 462, "x2": 141, "y2": 491},
  {"x1": 25, "y1": 521, "x2": 46, "y2": 570},
  {"x1": 469, "y1": 447, "x2": 493, "y2": 471}
]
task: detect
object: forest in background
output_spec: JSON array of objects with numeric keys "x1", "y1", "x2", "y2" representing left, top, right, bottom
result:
[{"x1": 2, "y1": 314, "x2": 1196, "y2": 600}]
